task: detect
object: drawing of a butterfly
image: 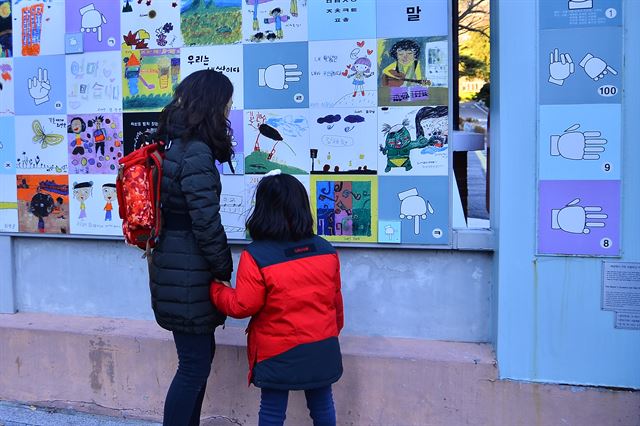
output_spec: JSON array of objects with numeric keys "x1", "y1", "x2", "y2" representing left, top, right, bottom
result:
[{"x1": 32, "y1": 120, "x2": 64, "y2": 149}]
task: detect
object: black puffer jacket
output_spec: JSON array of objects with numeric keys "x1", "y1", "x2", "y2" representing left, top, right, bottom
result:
[{"x1": 148, "y1": 123, "x2": 232, "y2": 334}]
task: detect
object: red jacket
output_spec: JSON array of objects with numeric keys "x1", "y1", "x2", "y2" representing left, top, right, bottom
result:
[{"x1": 211, "y1": 236, "x2": 344, "y2": 390}]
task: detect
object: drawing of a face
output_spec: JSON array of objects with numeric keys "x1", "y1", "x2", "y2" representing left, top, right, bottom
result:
[
  {"x1": 396, "y1": 48, "x2": 415, "y2": 66},
  {"x1": 385, "y1": 125, "x2": 412, "y2": 149},
  {"x1": 102, "y1": 186, "x2": 116, "y2": 201},
  {"x1": 71, "y1": 118, "x2": 83, "y2": 134},
  {"x1": 73, "y1": 185, "x2": 93, "y2": 202},
  {"x1": 420, "y1": 116, "x2": 447, "y2": 138},
  {"x1": 354, "y1": 64, "x2": 368, "y2": 73}
]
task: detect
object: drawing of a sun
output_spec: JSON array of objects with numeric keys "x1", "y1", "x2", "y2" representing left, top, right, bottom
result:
[{"x1": 0, "y1": 1, "x2": 10, "y2": 19}]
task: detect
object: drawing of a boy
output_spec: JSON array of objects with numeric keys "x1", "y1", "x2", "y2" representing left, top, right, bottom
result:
[
  {"x1": 73, "y1": 181, "x2": 93, "y2": 219},
  {"x1": 102, "y1": 183, "x2": 116, "y2": 221}
]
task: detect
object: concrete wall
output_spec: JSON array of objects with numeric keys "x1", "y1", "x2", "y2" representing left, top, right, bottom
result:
[
  {"x1": 492, "y1": 0, "x2": 640, "y2": 389},
  {"x1": 10, "y1": 237, "x2": 493, "y2": 342}
]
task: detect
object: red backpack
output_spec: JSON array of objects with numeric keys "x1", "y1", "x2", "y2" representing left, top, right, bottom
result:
[{"x1": 116, "y1": 142, "x2": 164, "y2": 255}]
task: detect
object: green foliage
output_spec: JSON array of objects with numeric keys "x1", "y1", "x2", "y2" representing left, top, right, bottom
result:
[
  {"x1": 245, "y1": 150, "x2": 307, "y2": 175},
  {"x1": 181, "y1": 5, "x2": 242, "y2": 46}
]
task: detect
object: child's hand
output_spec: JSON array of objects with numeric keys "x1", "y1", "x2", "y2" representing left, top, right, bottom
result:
[{"x1": 214, "y1": 280, "x2": 232, "y2": 288}]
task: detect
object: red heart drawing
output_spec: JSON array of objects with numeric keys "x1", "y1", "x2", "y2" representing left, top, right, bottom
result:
[
  {"x1": 341, "y1": 70, "x2": 349, "y2": 76},
  {"x1": 367, "y1": 49, "x2": 373, "y2": 55},
  {"x1": 346, "y1": 64, "x2": 351, "y2": 68},
  {"x1": 357, "y1": 41, "x2": 365, "y2": 47}
]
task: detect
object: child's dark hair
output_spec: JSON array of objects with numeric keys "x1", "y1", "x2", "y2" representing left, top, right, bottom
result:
[{"x1": 246, "y1": 174, "x2": 314, "y2": 241}]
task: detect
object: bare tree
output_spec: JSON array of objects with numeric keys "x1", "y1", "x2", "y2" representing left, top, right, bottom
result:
[{"x1": 459, "y1": 0, "x2": 489, "y2": 38}]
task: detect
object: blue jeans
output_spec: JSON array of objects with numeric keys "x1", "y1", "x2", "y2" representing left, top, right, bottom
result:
[
  {"x1": 258, "y1": 385, "x2": 336, "y2": 426},
  {"x1": 163, "y1": 332, "x2": 216, "y2": 426}
]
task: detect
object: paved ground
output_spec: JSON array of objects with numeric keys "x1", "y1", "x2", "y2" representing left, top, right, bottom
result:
[{"x1": 0, "y1": 401, "x2": 237, "y2": 426}]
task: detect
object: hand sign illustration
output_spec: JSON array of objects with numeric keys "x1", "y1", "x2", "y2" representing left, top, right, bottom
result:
[
  {"x1": 80, "y1": 3, "x2": 108, "y2": 42},
  {"x1": 398, "y1": 188, "x2": 434, "y2": 235},
  {"x1": 551, "y1": 198, "x2": 607, "y2": 234},
  {"x1": 549, "y1": 48, "x2": 574, "y2": 86},
  {"x1": 550, "y1": 124, "x2": 607, "y2": 160},
  {"x1": 579, "y1": 53, "x2": 617, "y2": 81},
  {"x1": 258, "y1": 64, "x2": 302, "y2": 90},
  {"x1": 28, "y1": 68, "x2": 51, "y2": 106}
]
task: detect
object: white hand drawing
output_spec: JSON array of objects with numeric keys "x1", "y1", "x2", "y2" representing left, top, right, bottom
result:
[
  {"x1": 568, "y1": 0, "x2": 592, "y2": 10},
  {"x1": 579, "y1": 53, "x2": 618, "y2": 81},
  {"x1": 80, "y1": 3, "x2": 108, "y2": 42},
  {"x1": 549, "y1": 48, "x2": 574, "y2": 86},
  {"x1": 550, "y1": 124, "x2": 607, "y2": 160},
  {"x1": 551, "y1": 198, "x2": 607, "y2": 234},
  {"x1": 28, "y1": 68, "x2": 51, "y2": 106},
  {"x1": 258, "y1": 64, "x2": 302, "y2": 90},
  {"x1": 398, "y1": 188, "x2": 434, "y2": 235}
]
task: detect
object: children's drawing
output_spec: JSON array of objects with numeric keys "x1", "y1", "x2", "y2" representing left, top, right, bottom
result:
[
  {"x1": 181, "y1": 0, "x2": 241, "y2": 46},
  {"x1": 14, "y1": 55, "x2": 66, "y2": 115},
  {"x1": 309, "y1": 108, "x2": 377, "y2": 174},
  {"x1": 309, "y1": 39, "x2": 376, "y2": 108},
  {"x1": 67, "y1": 113, "x2": 124, "y2": 174},
  {"x1": 310, "y1": 175, "x2": 378, "y2": 243},
  {"x1": 69, "y1": 173, "x2": 121, "y2": 235},
  {"x1": 0, "y1": 58, "x2": 14, "y2": 115},
  {"x1": 0, "y1": 116, "x2": 15, "y2": 172},
  {"x1": 243, "y1": 42, "x2": 308, "y2": 109},
  {"x1": 66, "y1": 1, "x2": 119, "y2": 52},
  {"x1": 16, "y1": 174, "x2": 69, "y2": 234},
  {"x1": 180, "y1": 44, "x2": 244, "y2": 109},
  {"x1": 0, "y1": 0, "x2": 12, "y2": 57},
  {"x1": 378, "y1": 106, "x2": 448, "y2": 176},
  {"x1": 120, "y1": 0, "x2": 182, "y2": 50},
  {"x1": 244, "y1": 109, "x2": 308, "y2": 174},
  {"x1": 242, "y1": 0, "x2": 307, "y2": 44},
  {"x1": 122, "y1": 111, "x2": 159, "y2": 154},
  {"x1": 308, "y1": 0, "x2": 376, "y2": 41},
  {"x1": 219, "y1": 109, "x2": 244, "y2": 174},
  {"x1": 12, "y1": 0, "x2": 65, "y2": 56},
  {"x1": 122, "y1": 48, "x2": 180, "y2": 111},
  {"x1": 378, "y1": 37, "x2": 448, "y2": 106},
  {"x1": 0, "y1": 174, "x2": 18, "y2": 232},
  {"x1": 66, "y1": 51, "x2": 123, "y2": 113},
  {"x1": 378, "y1": 176, "x2": 449, "y2": 245},
  {"x1": 219, "y1": 174, "x2": 246, "y2": 239},
  {"x1": 15, "y1": 115, "x2": 68, "y2": 174}
]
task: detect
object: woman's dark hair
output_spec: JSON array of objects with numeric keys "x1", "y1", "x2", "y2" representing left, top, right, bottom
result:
[
  {"x1": 390, "y1": 39, "x2": 420, "y2": 72},
  {"x1": 157, "y1": 69, "x2": 234, "y2": 163},
  {"x1": 246, "y1": 173, "x2": 314, "y2": 242},
  {"x1": 415, "y1": 106, "x2": 448, "y2": 137}
]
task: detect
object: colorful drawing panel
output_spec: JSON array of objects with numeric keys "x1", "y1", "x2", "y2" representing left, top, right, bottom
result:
[
  {"x1": 180, "y1": 44, "x2": 244, "y2": 109},
  {"x1": 120, "y1": 0, "x2": 182, "y2": 50},
  {"x1": 539, "y1": 104, "x2": 621, "y2": 180},
  {"x1": 377, "y1": 106, "x2": 448, "y2": 176},
  {"x1": 0, "y1": 174, "x2": 19, "y2": 232},
  {"x1": 244, "y1": 108, "x2": 309, "y2": 174},
  {"x1": 308, "y1": 0, "x2": 376, "y2": 41},
  {"x1": 242, "y1": 0, "x2": 307, "y2": 44},
  {"x1": 66, "y1": 51, "x2": 123, "y2": 114},
  {"x1": 308, "y1": 39, "x2": 377, "y2": 108},
  {"x1": 309, "y1": 107, "x2": 377, "y2": 174},
  {"x1": 378, "y1": 36, "x2": 448, "y2": 107},
  {"x1": 378, "y1": 175, "x2": 449, "y2": 245},
  {"x1": 538, "y1": 180, "x2": 620, "y2": 256},
  {"x1": 0, "y1": 0, "x2": 11, "y2": 57},
  {"x1": 311, "y1": 175, "x2": 378, "y2": 243},
  {"x1": 14, "y1": 54, "x2": 66, "y2": 115},
  {"x1": 181, "y1": 0, "x2": 241, "y2": 46},
  {"x1": 376, "y1": 0, "x2": 448, "y2": 39},
  {"x1": 15, "y1": 115, "x2": 68, "y2": 174},
  {"x1": 539, "y1": 27, "x2": 622, "y2": 105},
  {"x1": 122, "y1": 47, "x2": 180, "y2": 111},
  {"x1": 65, "y1": 0, "x2": 121, "y2": 53},
  {"x1": 0, "y1": 116, "x2": 15, "y2": 173},
  {"x1": 66, "y1": 113, "x2": 124, "y2": 174},
  {"x1": 12, "y1": 0, "x2": 65, "y2": 57},
  {"x1": 219, "y1": 174, "x2": 246, "y2": 240},
  {"x1": 16, "y1": 173, "x2": 70, "y2": 234},
  {"x1": 0, "y1": 58, "x2": 15, "y2": 115},
  {"x1": 69, "y1": 173, "x2": 121, "y2": 235}
]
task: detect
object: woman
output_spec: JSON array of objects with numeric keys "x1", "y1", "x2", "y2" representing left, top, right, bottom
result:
[{"x1": 148, "y1": 69, "x2": 234, "y2": 426}]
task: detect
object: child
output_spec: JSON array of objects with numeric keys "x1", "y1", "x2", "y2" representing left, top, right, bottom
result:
[{"x1": 210, "y1": 170, "x2": 344, "y2": 426}]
